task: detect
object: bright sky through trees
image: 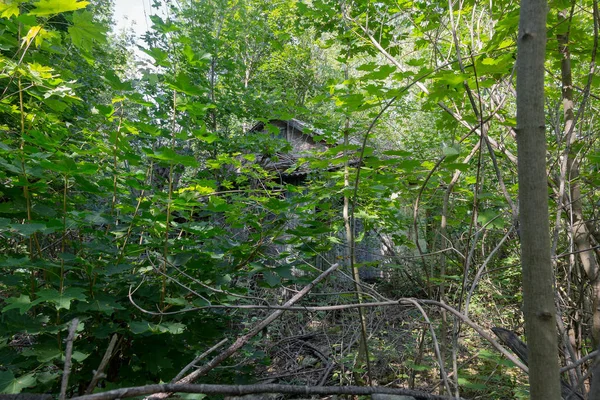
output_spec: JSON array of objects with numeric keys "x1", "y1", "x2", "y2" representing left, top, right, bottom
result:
[{"x1": 112, "y1": 0, "x2": 151, "y2": 38}]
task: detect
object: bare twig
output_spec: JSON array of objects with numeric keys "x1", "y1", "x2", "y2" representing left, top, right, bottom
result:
[
  {"x1": 147, "y1": 263, "x2": 340, "y2": 399},
  {"x1": 561, "y1": 350, "x2": 599, "y2": 373},
  {"x1": 60, "y1": 318, "x2": 79, "y2": 400},
  {"x1": 465, "y1": 226, "x2": 514, "y2": 317},
  {"x1": 418, "y1": 300, "x2": 528, "y2": 372},
  {"x1": 129, "y1": 289, "x2": 527, "y2": 377},
  {"x1": 85, "y1": 334, "x2": 118, "y2": 394},
  {"x1": 404, "y1": 299, "x2": 452, "y2": 395},
  {"x1": 171, "y1": 338, "x2": 228, "y2": 382}
]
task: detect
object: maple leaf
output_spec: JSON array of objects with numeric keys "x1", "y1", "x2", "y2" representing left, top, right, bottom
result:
[
  {"x1": 68, "y1": 10, "x2": 107, "y2": 52},
  {"x1": 30, "y1": 0, "x2": 89, "y2": 16}
]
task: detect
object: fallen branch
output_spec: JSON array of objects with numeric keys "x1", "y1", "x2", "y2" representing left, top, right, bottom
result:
[
  {"x1": 145, "y1": 263, "x2": 339, "y2": 399},
  {"x1": 491, "y1": 327, "x2": 583, "y2": 400},
  {"x1": 171, "y1": 338, "x2": 228, "y2": 382},
  {"x1": 129, "y1": 289, "x2": 528, "y2": 375},
  {"x1": 68, "y1": 383, "x2": 463, "y2": 400}
]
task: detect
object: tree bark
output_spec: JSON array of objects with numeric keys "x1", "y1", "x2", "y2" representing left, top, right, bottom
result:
[{"x1": 516, "y1": 0, "x2": 562, "y2": 398}]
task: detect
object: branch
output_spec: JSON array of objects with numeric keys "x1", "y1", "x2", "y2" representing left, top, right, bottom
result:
[
  {"x1": 561, "y1": 351, "x2": 599, "y2": 373},
  {"x1": 404, "y1": 298, "x2": 452, "y2": 395},
  {"x1": 171, "y1": 338, "x2": 228, "y2": 383},
  {"x1": 85, "y1": 334, "x2": 118, "y2": 394},
  {"x1": 147, "y1": 263, "x2": 340, "y2": 399},
  {"x1": 68, "y1": 383, "x2": 463, "y2": 400},
  {"x1": 60, "y1": 318, "x2": 79, "y2": 400}
]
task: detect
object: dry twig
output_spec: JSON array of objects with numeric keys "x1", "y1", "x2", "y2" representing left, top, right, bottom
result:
[
  {"x1": 60, "y1": 318, "x2": 79, "y2": 400},
  {"x1": 146, "y1": 263, "x2": 340, "y2": 399},
  {"x1": 85, "y1": 334, "x2": 118, "y2": 394}
]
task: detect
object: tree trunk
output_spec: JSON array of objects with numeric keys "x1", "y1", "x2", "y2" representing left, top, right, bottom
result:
[
  {"x1": 556, "y1": 9, "x2": 600, "y2": 395},
  {"x1": 516, "y1": 0, "x2": 562, "y2": 398}
]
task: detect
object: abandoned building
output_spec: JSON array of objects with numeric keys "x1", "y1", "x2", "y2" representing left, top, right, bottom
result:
[{"x1": 247, "y1": 118, "x2": 386, "y2": 282}]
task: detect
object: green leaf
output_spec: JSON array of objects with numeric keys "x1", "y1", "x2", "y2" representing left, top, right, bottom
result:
[
  {"x1": 72, "y1": 350, "x2": 89, "y2": 362},
  {"x1": 0, "y1": 371, "x2": 36, "y2": 394},
  {"x1": 193, "y1": 129, "x2": 218, "y2": 143},
  {"x1": 21, "y1": 346, "x2": 61, "y2": 363},
  {"x1": 31, "y1": 0, "x2": 89, "y2": 16},
  {"x1": 35, "y1": 371, "x2": 60, "y2": 385},
  {"x1": 475, "y1": 54, "x2": 514, "y2": 75},
  {"x1": 435, "y1": 72, "x2": 469, "y2": 87},
  {"x1": 356, "y1": 62, "x2": 377, "y2": 71},
  {"x1": 407, "y1": 363, "x2": 431, "y2": 371},
  {"x1": 0, "y1": 1, "x2": 21, "y2": 18},
  {"x1": 167, "y1": 73, "x2": 205, "y2": 96},
  {"x1": 129, "y1": 321, "x2": 151, "y2": 334},
  {"x1": 11, "y1": 222, "x2": 56, "y2": 237},
  {"x1": 443, "y1": 162, "x2": 470, "y2": 172},
  {"x1": 77, "y1": 293, "x2": 125, "y2": 315},
  {"x1": 164, "y1": 297, "x2": 187, "y2": 306},
  {"x1": 145, "y1": 147, "x2": 198, "y2": 167},
  {"x1": 477, "y1": 210, "x2": 504, "y2": 229},
  {"x1": 442, "y1": 145, "x2": 460, "y2": 156},
  {"x1": 182, "y1": 44, "x2": 209, "y2": 66},
  {"x1": 32, "y1": 287, "x2": 87, "y2": 310},
  {"x1": 104, "y1": 70, "x2": 132, "y2": 91},
  {"x1": 458, "y1": 377, "x2": 487, "y2": 390},
  {"x1": 129, "y1": 321, "x2": 186, "y2": 335},
  {"x1": 361, "y1": 64, "x2": 396, "y2": 80},
  {"x1": 2, "y1": 294, "x2": 33, "y2": 314},
  {"x1": 141, "y1": 47, "x2": 170, "y2": 66},
  {"x1": 68, "y1": 11, "x2": 107, "y2": 52},
  {"x1": 262, "y1": 271, "x2": 281, "y2": 287},
  {"x1": 157, "y1": 322, "x2": 186, "y2": 334}
]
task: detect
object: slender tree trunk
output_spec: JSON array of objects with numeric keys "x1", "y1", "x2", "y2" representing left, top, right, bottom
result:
[
  {"x1": 556, "y1": 9, "x2": 599, "y2": 395},
  {"x1": 340, "y1": 39, "x2": 372, "y2": 385},
  {"x1": 516, "y1": 1, "x2": 562, "y2": 398}
]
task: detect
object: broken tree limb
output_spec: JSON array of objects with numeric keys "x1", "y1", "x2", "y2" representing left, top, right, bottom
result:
[
  {"x1": 491, "y1": 327, "x2": 584, "y2": 400},
  {"x1": 171, "y1": 338, "x2": 228, "y2": 383},
  {"x1": 146, "y1": 263, "x2": 339, "y2": 399},
  {"x1": 85, "y1": 334, "x2": 118, "y2": 394},
  {"x1": 68, "y1": 383, "x2": 462, "y2": 400}
]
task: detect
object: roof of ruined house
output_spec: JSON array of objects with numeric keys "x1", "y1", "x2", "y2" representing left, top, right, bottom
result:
[
  {"x1": 248, "y1": 118, "x2": 325, "y2": 137},
  {"x1": 248, "y1": 118, "x2": 360, "y2": 178}
]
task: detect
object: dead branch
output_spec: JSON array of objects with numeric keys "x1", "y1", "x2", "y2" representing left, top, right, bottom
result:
[
  {"x1": 60, "y1": 318, "x2": 79, "y2": 400},
  {"x1": 68, "y1": 383, "x2": 463, "y2": 400},
  {"x1": 171, "y1": 338, "x2": 228, "y2": 382},
  {"x1": 561, "y1": 351, "x2": 599, "y2": 373},
  {"x1": 146, "y1": 263, "x2": 339, "y2": 399},
  {"x1": 85, "y1": 334, "x2": 118, "y2": 394},
  {"x1": 491, "y1": 327, "x2": 583, "y2": 400},
  {"x1": 130, "y1": 288, "x2": 528, "y2": 375},
  {"x1": 404, "y1": 298, "x2": 452, "y2": 395}
]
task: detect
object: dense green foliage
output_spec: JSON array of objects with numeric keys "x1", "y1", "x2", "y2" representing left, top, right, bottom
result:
[{"x1": 1, "y1": 0, "x2": 600, "y2": 398}]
